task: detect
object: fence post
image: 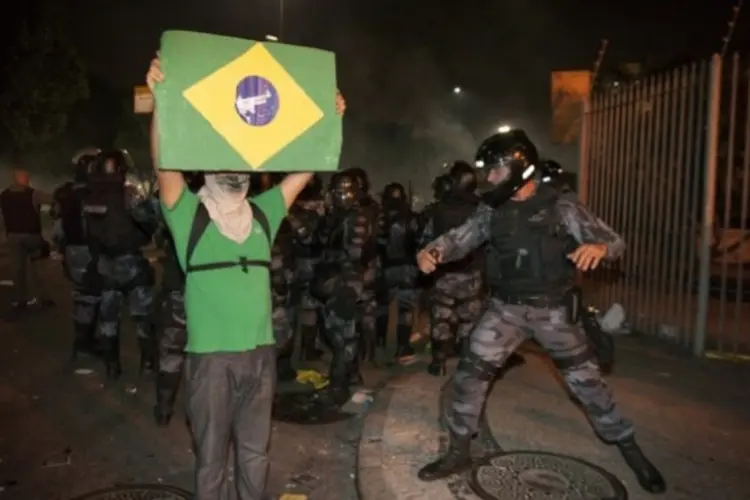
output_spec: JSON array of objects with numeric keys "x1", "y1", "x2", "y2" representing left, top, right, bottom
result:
[
  {"x1": 578, "y1": 95, "x2": 591, "y2": 204},
  {"x1": 693, "y1": 54, "x2": 723, "y2": 357}
]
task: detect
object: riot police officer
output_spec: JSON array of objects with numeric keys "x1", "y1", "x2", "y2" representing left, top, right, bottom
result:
[
  {"x1": 52, "y1": 148, "x2": 102, "y2": 360},
  {"x1": 268, "y1": 173, "x2": 299, "y2": 382},
  {"x1": 415, "y1": 129, "x2": 666, "y2": 494},
  {"x1": 313, "y1": 171, "x2": 376, "y2": 404},
  {"x1": 419, "y1": 162, "x2": 485, "y2": 376},
  {"x1": 288, "y1": 175, "x2": 326, "y2": 361},
  {"x1": 376, "y1": 182, "x2": 419, "y2": 363},
  {"x1": 345, "y1": 167, "x2": 379, "y2": 361},
  {"x1": 84, "y1": 150, "x2": 159, "y2": 379}
]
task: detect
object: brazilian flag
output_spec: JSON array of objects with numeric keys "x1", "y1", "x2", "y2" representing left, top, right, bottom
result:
[{"x1": 154, "y1": 31, "x2": 341, "y2": 172}]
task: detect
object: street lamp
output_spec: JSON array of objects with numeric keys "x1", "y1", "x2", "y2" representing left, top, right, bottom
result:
[
  {"x1": 452, "y1": 86, "x2": 462, "y2": 95},
  {"x1": 497, "y1": 125, "x2": 511, "y2": 133}
]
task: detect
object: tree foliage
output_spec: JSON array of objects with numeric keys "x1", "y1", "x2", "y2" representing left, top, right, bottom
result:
[{"x1": 0, "y1": 1, "x2": 89, "y2": 152}]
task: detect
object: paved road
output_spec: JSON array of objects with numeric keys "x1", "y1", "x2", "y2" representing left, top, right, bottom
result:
[
  {"x1": 358, "y1": 337, "x2": 750, "y2": 500},
  {"x1": 0, "y1": 258, "x2": 389, "y2": 500}
]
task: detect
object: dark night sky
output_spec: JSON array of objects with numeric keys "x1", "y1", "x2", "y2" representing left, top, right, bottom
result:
[{"x1": 2, "y1": 0, "x2": 747, "y2": 188}]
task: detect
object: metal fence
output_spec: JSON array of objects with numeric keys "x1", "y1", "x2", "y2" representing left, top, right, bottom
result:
[{"x1": 579, "y1": 53, "x2": 750, "y2": 359}]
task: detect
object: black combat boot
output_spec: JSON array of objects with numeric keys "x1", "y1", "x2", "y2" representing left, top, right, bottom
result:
[
  {"x1": 616, "y1": 437, "x2": 666, "y2": 494},
  {"x1": 153, "y1": 371, "x2": 181, "y2": 426},
  {"x1": 375, "y1": 316, "x2": 388, "y2": 348},
  {"x1": 321, "y1": 351, "x2": 352, "y2": 406},
  {"x1": 300, "y1": 326, "x2": 323, "y2": 361},
  {"x1": 427, "y1": 340, "x2": 448, "y2": 377},
  {"x1": 394, "y1": 325, "x2": 416, "y2": 364},
  {"x1": 417, "y1": 431, "x2": 472, "y2": 481},
  {"x1": 138, "y1": 337, "x2": 157, "y2": 375},
  {"x1": 277, "y1": 354, "x2": 297, "y2": 382},
  {"x1": 348, "y1": 355, "x2": 364, "y2": 386},
  {"x1": 71, "y1": 323, "x2": 101, "y2": 361},
  {"x1": 100, "y1": 337, "x2": 122, "y2": 380}
]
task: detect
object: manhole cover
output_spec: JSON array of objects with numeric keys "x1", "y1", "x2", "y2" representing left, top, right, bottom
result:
[
  {"x1": 469, "y1": 451, "x2": 627, "y2": 500},
  {"x1": 273, "y1": 391, "x2": 356, "y2": 425},
  {"x1": 71, "y1": 484, "x2": 192, "y2": 500}
]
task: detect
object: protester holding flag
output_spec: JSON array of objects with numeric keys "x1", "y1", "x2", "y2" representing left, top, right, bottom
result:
[{"x1": 146, "y1": 55, "x2": 345, "y2": 500}]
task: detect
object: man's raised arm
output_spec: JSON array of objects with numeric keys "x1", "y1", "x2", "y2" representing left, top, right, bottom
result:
[{"x1": 146, "y1": 56, "x2": 184, "y2": 209}]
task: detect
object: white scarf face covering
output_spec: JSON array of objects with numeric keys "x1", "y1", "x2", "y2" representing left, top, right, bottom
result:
[{"x1": 197, "y1": 173, "x2": 253, "y2": 244}]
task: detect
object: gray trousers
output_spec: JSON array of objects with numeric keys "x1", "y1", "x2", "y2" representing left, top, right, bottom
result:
[
  {"x1": 6, "y1": 233, "x2": 45, "y2": 304},
  {"x1": 185, "y1": 347, "x2": 276, "y2": 500},
  {"x1": 446, "y1": 298, "x2": 634, "y2": 444}
]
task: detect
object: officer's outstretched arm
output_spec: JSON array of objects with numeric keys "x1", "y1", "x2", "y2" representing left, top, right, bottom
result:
[
  {"x1": 429, "y1": 204, "x2": 493, "y2": 262},
  {"x1": 557, "y1": 197, "x2": 625, "y2": 260}
]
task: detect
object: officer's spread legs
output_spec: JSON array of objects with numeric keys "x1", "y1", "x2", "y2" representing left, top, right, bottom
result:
[
  {"x1": 418, "y1": 299, "x2": 527, "y2": 481},
  {"x1": 530, "y1": 306, "x2": 666, "y2": 494},
  {"x1": 98, "y1": 289, "x2": 124, "y2": 379},
  {"x1": 128, "y1": 283, "x2": 157, "y2": 374}
]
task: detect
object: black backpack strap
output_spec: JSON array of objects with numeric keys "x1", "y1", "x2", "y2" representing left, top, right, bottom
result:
[
  {"x1": 249, "y1": 201, "x2": 271, "y2": 247},
  {"x1": 186, "y1": 202, "x2": 212, "y2": 271},
  {"x1": 185, "y1": 200, "x2": 272, "y2": 274}
]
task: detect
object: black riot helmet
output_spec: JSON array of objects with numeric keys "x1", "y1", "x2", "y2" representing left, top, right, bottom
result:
[
  {"x1": 329, "y1": 171, "x2": 360, "y2": 210},
  {"x1": 382, "y1": 182, "x2": 407, "y2": 205},
  {"x1": 73, "y1": 153, "x2": 99, "y2": 183},
  {"x1": 448, "y1": 160, "x2": 477, "y2": 193},
  {"x1": 346, "y1": 167, "x2": 370, "y2": 193},
  {"x1": 475, "y1": 129, "x2": 540, "y2": 206},
  {"x1": 92, "y1": 149, "x2": 129, "y2": 181},
  {"x1": 432, "y1": 174, "x2": 453, "y2": 201}
]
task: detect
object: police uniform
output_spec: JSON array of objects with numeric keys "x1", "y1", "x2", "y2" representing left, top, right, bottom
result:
[
  {"x1": 273, "y1": 217, "x2": 298, "y2": 380},
  {"x1": 288, "y1": 177, "x2": 326, "y2": 361},
  {"x1": 52, "y1": 153, "x2": 102, "y2": 359},
  {"x1": 346, "y1": 168, "x2": 379, "y2": 363},
  {"x1": 376, "y1": 182, "x2": 419, "y2": 362},
  {"x1": 417, "y1": 130, "x2": 666, "y2": 495},
  {"x1": 420, "y1": 163, "x2": 485, "y2": 376},
  {"x1": 83, "y1": 150, "x2": 158, "y2": 380},
  {"x1": 313, "y1": 172, "x2": 376, "y2": 403}
]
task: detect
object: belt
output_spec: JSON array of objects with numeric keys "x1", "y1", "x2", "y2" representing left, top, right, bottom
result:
[{"x1": 491, "y1": 292, "x2": 565, "y2": 308}]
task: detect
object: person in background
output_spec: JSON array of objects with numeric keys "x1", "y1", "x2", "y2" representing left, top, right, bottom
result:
[
  {"x1": 147, "y1": 55, "x2": 346, "y2": 500},
  {"x1": 0, "y1": 168, "x2": 55, "y2": 318},
  {"x1": 51, "y1": 149, "x2": 102, "y2": 359}
]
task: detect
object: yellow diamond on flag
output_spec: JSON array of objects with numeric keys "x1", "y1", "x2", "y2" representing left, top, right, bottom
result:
[{"x1": 182, "y1": 44, "x2": 324, "y2": 169}]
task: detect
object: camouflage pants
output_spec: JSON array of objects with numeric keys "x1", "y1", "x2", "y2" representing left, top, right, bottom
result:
[
  {"x1": 272, "y1": 289, "x2": 294, "y2": 351},
  {"x1": 157, "y1": 289, "x2": 187, "y2": 374},
  {"x1": 64, "y1": 245, "x2": 101, "y2": 343},
  {"x1": 322, "y1": 272, "x2": 365, "y2": 386},
  {"x1": 97, "y1": 254, "x2": 156, "y2": 362},
  {"x1": 430, "y1": 271, "x2": 484, "y2": 343},
  {"x1": 155, "y1": 289, "x2": 186, "y2": 414},
  {"x1": 445, "y1": 298, "x2": 634, "y2": 444},
  {"x1": 293, "y1": 288, "x2": 324, "y2": 357}
]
